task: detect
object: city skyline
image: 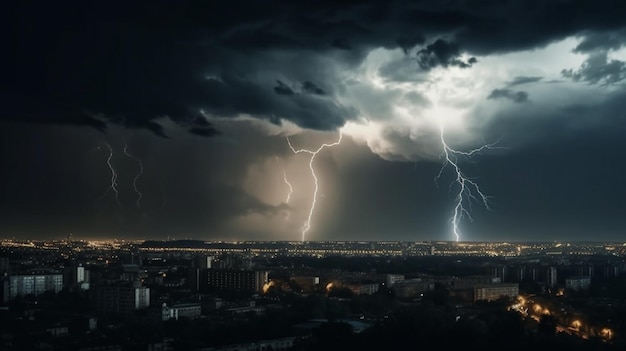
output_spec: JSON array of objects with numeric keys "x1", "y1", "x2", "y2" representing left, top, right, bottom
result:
[{"x1": 2, "y1": 1, "x2": 626, "y2": 242}]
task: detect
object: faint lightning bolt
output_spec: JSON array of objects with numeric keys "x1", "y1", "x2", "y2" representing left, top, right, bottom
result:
[
  {"x1": 275, "y1": 156, "x2": 294, "y2": 220},
  {"x1": 275, "y1": 157, "x2": 293, "y2": 204},
  {"x1": 123, "y1": 144, "x2": 144, "y2": 207},
  {"x1": 287, "y1": 132, "x2": 342, "y2": 242},
  {"x1": 434, "y1": 123, "x2": 500, "y2": 242},
  {"x1": 99, "y1": 142, "x2": 120, "y2": 205}
]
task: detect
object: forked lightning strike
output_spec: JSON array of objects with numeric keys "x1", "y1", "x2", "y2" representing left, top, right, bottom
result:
[
  {"x1": 287, "y1": 132, "x2": 342, "y2": 242},
  {"x1": 435, "y1": 123, "x2": 498, "y2": 242},
  {"x1": 123, "y1": 144, "x2": 144, "y2": 207}
]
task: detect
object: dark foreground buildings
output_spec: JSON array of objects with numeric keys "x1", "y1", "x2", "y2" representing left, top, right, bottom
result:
[{"x1": 0, "y1": 240, "x2": 625, "y2": 350}]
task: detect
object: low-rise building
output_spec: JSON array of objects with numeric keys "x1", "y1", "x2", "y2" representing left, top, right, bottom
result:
[
  {"x1": 392, "y1": 279, "x2": 434, "y2": 299},
  {"x1": 161, "y1": 302, "x2": 202, "y2": 321},
  {"x1": 474, "y1": 283, "x2": 519, "y2": 302},
  {"x1": 346, "y1": 283, "x2": 380, "y2": 295}
]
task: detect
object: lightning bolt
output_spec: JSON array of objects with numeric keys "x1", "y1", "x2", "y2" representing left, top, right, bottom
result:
[
  {"x1": 123, "y1": 144, "x2": 144, "y2": 207},
  {"x1": 275, "y1": 157, "x2": 293, "y2": 204},
  {"x1": 99, "y1": 141, "x2": 120, "y2": 205},
  {"x1": 435, "y1": 123, "x2": 499, "y2": 242},
  {"x1": 287, "y1": 131, "x2": 342, "y2": 242}
]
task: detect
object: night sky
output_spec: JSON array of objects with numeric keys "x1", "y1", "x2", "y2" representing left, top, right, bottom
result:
[{"x1": 2, "y1": 1, "x2": 626, "y2": 242}]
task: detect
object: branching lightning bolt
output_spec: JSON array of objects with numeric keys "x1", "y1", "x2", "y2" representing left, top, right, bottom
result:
[
  {"x1": 99, "y1": 142, "x2": 120, "y2": 205},
  {"x1": 287, "y1": 132, "x2": 342, "y2": 242},
  {"x1": 435, "y1": 123, "x2": 499, "y2": 242},
  {"x1": 275, "y1": 157, "x2": 293, "y2": 204},
  {"x1": 123, "y1": 144, "x2": 144, "y2": 207}
]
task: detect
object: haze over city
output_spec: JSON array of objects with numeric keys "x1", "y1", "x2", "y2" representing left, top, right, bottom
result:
[{"x1": 2, "y1": 1, "x2": 626, "y2": 242}]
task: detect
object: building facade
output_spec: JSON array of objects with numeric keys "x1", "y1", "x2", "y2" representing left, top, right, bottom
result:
[
  {"x1": 161, "y1": 302, "x2": 202, "y2": 321},
  {"x1": 93, "y1": 283, "x2": 150, "y2": 315},
  {"x1": 474, "y1": 283, "x2": 519, "y2": 302},
  {"x1": 205, "y1": 269, "x2": 268, "y2": 293},
  {"x1": 346, "y1": 283, "x2": 380, "y2": 296},
  {"x1": 7, "y1": 273, "x2": 63, "y2": 300},
  {"x1": 565, "y1": 276, "x2": 592, "y2": 291}
]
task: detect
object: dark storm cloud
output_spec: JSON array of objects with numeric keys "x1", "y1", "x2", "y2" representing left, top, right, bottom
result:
[
  {"x1": 188, "y1": 127, "x2": 220, "y2": 138},
  {"x1": 485, "y1": 88, "x2": 626, "y2": 150},
  {"x1": 487, "y1": 89, "x2": 529, "y2": 103},
  {"x1": 574, "y1": 28, "x2": 626, "y2": 52},
  {"x1": 460, "y1": 86, "x2": 626, "y2": 240},
  {"x1": 275, "y1": 81, "x2": 326, "y2": 96},
  {"x1": 302, "y1": 81, "x2": 326, "y2": 95},
  {"x1": 1, "y1": 93, "x2": 108, "y2": 133},
  {"x1": 4, "y1": 11, "x2": 219, "y2": 138},
  {"x1": 416, "y1": 39, "x2": 477, "y2": 70},
  {"x1": 397, "y1": 34, "x2": 427, "y2": 54},
  {"x1": 4, "y1": 1, "x2": 358, "y2": 136},
  {"x1": 450, "y1": 1, "x2": 626, "y2": 55},
  {"x1": 201, "y1": 73, "x2": 354, "y2": 130},
  {"x1": 274, "y1": 81, "x2": 296, "y2": 96},
  {"x1": 507, "y1": 76, "x2": 543, "y2": 87},
  {"x1": 561, "y1": 52, "x2": 626, "y2": 85},
  {"x1": 5, "y1": 0, "x2": 626, "y2": 138}
]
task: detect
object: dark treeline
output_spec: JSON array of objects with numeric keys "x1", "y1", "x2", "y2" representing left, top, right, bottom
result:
[{"x1": 292, "y1": 299, "x2": 623, "y2": 351}]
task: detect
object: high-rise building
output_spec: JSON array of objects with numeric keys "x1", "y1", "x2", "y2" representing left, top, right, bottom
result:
[
  {"x1": 0, "y1": 257, "x2": 9, "y2": 274},
  {"x1": 93, "y1": 282, "x2": 150, "y2": 315},
  {"x1": 491, "y1": 265, "x2": 508, "y2": 282},
  {"x1": 7, "y1": 273, "x2": 63, "y2": 301},
  {"x1": 575, "y1": 265, "x2": 593, "y2": 277},
  {"x1": 514, "y1": 266, "x2": 526, "y2": 282},
  {"x1": 545, "y1": 266, "x2": 557, "y2": 287},
  {"x1": 9, "y1": 274, "x2": 63, "y2": 298},
  {"x1": 205, "y1": 269, "x2": 268, "y2": 293},
  {"x1": 598, "y1": 263, "x2": 620, "y2": 278},
  {"x1": 565, "y1": 276, "x2": 591, "y2": 291},
  {"x1": 193, "y1": 255, "x2": 213, "y2": 269},
  {"x1": 188, "y1": 268, "x2": 206, "y2": 293},
  {"x1": 63, "y1": 264, "x2": 90, "y2": 290}
]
